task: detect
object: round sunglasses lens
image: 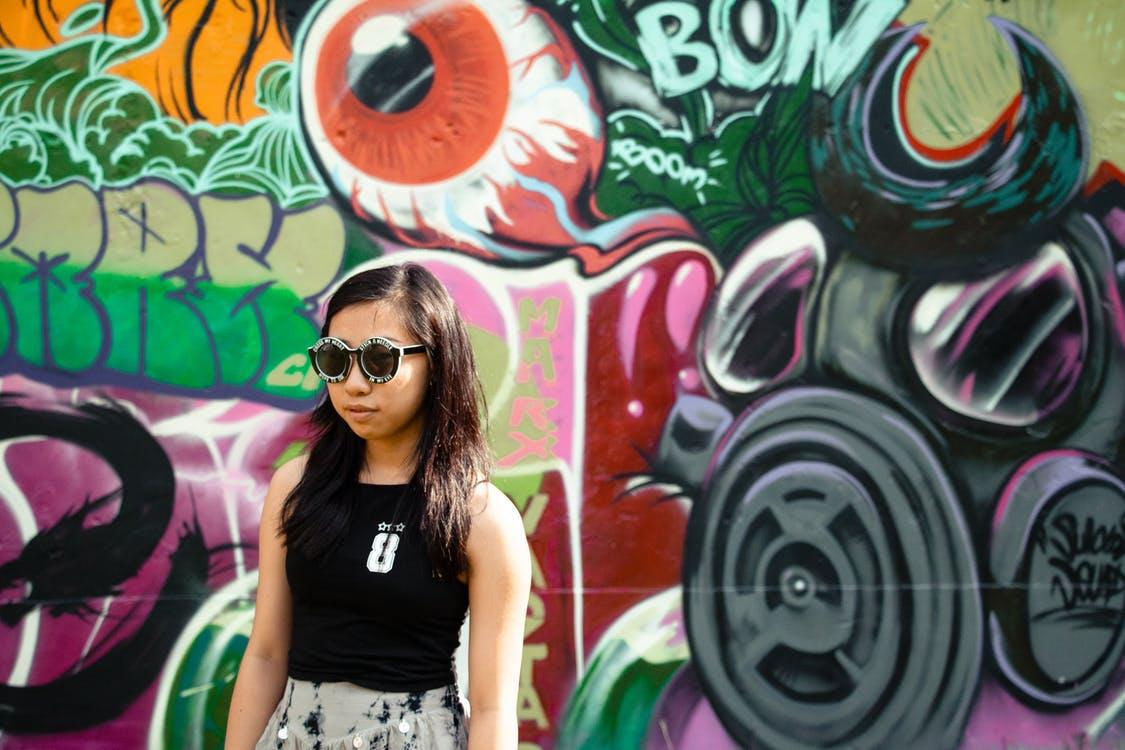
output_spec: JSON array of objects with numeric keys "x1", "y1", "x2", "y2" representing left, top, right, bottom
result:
[
  {"x1": 362, "y1": 344, "x2": 395, "y2": 379},
  {"x1": 314, "y1": 345, "x2": 349, "y2": 379}
]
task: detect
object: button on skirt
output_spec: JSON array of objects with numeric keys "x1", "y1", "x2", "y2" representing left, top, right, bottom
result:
[{"x1": 255, "y1": 678, "x2": 468, "y2": 750}]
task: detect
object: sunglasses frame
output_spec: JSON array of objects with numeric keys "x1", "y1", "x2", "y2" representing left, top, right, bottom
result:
[{"x1": 307, "y1": 336, "x2": 428, "y2": 384}]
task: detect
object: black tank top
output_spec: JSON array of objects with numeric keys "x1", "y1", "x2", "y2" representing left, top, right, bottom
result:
[{"x1": 285, "y1": 483, "x2": 468, "y2": 691}]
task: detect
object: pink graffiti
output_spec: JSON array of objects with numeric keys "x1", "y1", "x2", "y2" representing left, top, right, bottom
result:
[
  {"x1": 0, "y1": 373, "x2": 308, "y2": 749},
  {"x1": 666, "y1": 260, "x2": 709, "y2": 353},
  {"x1": 619, "y1": 267, "x2": 658, "y2": 380}
]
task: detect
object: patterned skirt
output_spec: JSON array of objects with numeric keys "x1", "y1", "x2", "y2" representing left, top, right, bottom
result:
[{"x1": 255, "y1": 678, "x2": 468, "y2": 750}]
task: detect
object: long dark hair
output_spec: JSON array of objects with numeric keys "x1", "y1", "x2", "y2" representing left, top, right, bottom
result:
[{"x1": 281, "y1": 262, "x2": 490, "y2": 579}]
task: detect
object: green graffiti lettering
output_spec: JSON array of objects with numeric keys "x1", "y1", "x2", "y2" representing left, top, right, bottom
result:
[
  {"x1": 139, "y1": 289, "x2": 221, "y2": 388},
  {"x1": 0, "y1": 180, "x2": 346, "y2": 404},
  {"x1": 0, "y1": 182, "x2": 105, "y2": 371},
  {"x1": 267, "y1": 353, "x2": 310, "y2": 389},
  {"x1": 0, "y1": 182, "x2": 15, "y2": 247},
  {"x1": 517, "y1": 340, "x2": 556, "y2": 385},
  {"x1": 525, "y1": 591, "x2": 545, "y2": 640},
  {"x1": 519, "y1": 491, "x2": 550, "y2": 537},
  {"x1": 518, "y1": 297, "x2": 561, "y2": 337},
  {"x1": 0, "y1": 182, "x2": 17, "y2": 355},
  {"x1": 199, "y1": 195, "x2": 344, "y2": 392},
  {"x1": 511, "y1": 399, "x2": 558, "y2": 436},
  {"x1": 518, "y1": 643, "x2": 550, "y2": 729},
  {"x1": 100, "y1": 180, "x2": 202, "y2": 376}
]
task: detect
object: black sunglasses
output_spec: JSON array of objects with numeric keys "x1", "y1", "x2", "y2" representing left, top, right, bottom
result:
[{"x1": 307, "y1": 336, "x2": 427, "y2": 384}]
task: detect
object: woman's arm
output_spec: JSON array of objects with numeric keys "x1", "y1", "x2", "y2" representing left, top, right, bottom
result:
[
  {"x1": 224, "y1": 457, "x2": 302, "y2": 750},
  {"x1": 465, "y1": 482, "x2": 532, "y2": 750}
]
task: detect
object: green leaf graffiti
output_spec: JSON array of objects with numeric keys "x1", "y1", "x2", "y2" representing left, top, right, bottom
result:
[
  {"x1": 557, "y1": 589, "x2": 688, "y2": 750},
  {"x1": 557, "y1": 0, "x2": 649, "y2": 72},
  {"x1": 595, "y1": 73, "x2": 816, "y2": 266},
  {"x1": 0, "y1": 0, "x2": 324, "y2": 209},
  {"x1": 59, "y1": 3, "x2": 105, "y2": 37}
]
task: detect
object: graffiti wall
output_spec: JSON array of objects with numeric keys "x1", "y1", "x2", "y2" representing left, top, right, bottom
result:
[{"x1": 0, "y1": 0, "x2": 1123, "y2": 747}]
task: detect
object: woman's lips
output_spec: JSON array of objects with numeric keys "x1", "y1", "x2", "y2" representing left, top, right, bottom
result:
[{"x1": 345, "y1": 406, "x2": 377, "y2": 420}]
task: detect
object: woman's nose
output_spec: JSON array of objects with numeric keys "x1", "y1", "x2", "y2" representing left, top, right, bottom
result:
[{"x1": 343, "y1": 356, "x2": 372, "y2": 394}]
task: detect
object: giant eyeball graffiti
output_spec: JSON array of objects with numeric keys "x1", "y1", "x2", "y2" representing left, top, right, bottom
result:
[
  {"x1": 810, "y1": 20, "x2": 1087, "y2": 279},
  {"x1": 296, "y1": 0, "x2": 604, "y2": 262},
  {"x1": 682, "y1": 387, "x2": 982, "y2": 750}
]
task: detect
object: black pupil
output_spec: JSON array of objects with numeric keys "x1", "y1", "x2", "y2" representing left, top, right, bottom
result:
[
  {"x1": 348, "y1": 25, "x2": 434, "y2": 114},
  {"x1": 363, "y1": 346, "x2": 394, "y2": 376}
]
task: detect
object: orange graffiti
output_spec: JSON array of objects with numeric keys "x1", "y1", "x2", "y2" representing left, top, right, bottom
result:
[{"x1": 0, "y1": 0, "x2": 292, "y2": 124}]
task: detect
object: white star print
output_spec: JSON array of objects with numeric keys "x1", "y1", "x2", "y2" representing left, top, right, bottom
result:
[
  {"x1": 395, "y1": 523, "x2": 405, "y2": 533},
  {"x1": 378, "y1": 522, "x2": 390, "y2": 532}
]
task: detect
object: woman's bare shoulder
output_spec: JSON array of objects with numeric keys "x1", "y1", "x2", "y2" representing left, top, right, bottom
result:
[
  {"x1": 467, "y1": 481, "x2": 523, "y2": 542},
  {"x1": 258, "y1": 455, "x2": 307, "y2": 542},
  {"x1": 266, "y1": 454, "x2": 308, "y2": 506}
]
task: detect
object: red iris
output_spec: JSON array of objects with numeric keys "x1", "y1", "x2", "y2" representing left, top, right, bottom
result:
[{"x1": 314, "y1": 0, "x2": 510, "y2": 185}]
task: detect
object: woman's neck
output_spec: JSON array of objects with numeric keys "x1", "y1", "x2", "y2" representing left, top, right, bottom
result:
[{"x1": 361, "y1": 437, "x2": 420, "y2": 485}]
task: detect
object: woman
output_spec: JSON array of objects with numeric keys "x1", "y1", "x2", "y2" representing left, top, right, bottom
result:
[{"x1": 225, "y1": 263, "x2": 531, "y2": 750}]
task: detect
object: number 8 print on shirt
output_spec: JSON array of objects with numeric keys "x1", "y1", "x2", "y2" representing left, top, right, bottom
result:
[{"x1": 366, "y1": 522, "x2": 405, "y2": 573}]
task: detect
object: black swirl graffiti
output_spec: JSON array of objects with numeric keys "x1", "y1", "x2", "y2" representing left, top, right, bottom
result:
[
  {"x1": 0, "y1": 524, "x2": 211, "y2": 733},
  {"x1": 0, "y1": 396, "x2": 175, "y2": 624},
  {"x1": 0, "y1": 395, "x2": 213, "y2": 733}
]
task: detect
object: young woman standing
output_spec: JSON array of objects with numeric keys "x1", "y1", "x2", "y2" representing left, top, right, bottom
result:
[{"x1": 225, "y1": 263, "x2": 531, "y2": 749}]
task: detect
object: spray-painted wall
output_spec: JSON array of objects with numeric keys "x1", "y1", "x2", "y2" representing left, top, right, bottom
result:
[{"x1": 0, "y1": 0, "x2": 1123, "y2": 748}]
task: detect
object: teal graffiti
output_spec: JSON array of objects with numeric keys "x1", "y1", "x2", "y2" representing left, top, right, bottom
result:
[
  {"x1": 558, "y1": 0, "x2": 897, "y2": 266},
  {"x1": 708, "y1": 0, "x2": 905, "y2": 95},
  {"x1": 566, "y1": 0, "x2": 904, "y2": 98},
  {"x1": 637, "y1": 3, "x2": 720, "y2": 97}
]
